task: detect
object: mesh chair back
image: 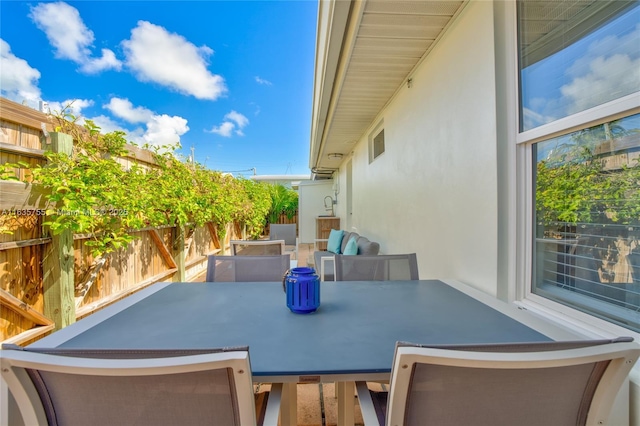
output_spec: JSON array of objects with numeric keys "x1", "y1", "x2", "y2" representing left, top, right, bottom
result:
[
  {"x1": 388, "y1": 339, "x2": 640, "y2": 426},
  {"x1": 270, "y1": 224, "x2": 298, "y2": 260},
  {"x1": 206, "y1": 255, "x2": 290, "y2": 282},
  {"x1": 231, "y1": 239, "x2": 285, "y2": 256},
  {"x1": 0, "y1": 346, "x2": 255, "y2": 426},
  {"x1": 269, "y1": 224, "x2": 297, "y2": 246},
  {"x1": 334, "y1": 254, "x2": 419, "y2": 281}
]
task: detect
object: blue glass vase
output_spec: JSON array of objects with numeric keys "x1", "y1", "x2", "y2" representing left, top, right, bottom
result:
[{"x1": 283, "y1": 267, "x2": 320, "y2": 314}]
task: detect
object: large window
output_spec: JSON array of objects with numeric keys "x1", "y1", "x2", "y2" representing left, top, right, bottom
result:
[{"x1": 518, "y1": 0, "x2": 640, "y2": 331}]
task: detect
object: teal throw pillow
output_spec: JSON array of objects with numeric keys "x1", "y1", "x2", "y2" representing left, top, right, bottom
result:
[
  {"x1": 343, "y1": 236, "x2": 358, "y2": 255},
  {"x1": 327, "y1": 229, "x2": 344, "y2": 254}
]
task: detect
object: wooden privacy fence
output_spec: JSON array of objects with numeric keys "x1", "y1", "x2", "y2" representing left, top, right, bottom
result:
[
  {"x1": 0, "y1": 98, "x2": 244, "y2": 344},
  {"x1": 269, "y1": 212, "x2": 299, "y2": 238}
]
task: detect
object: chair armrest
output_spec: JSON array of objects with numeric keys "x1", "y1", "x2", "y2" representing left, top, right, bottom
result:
[
  {"x1": 262, "y1": 383, "x2": 282, "y2": 426},
  {"x1": 355, "y1": 381, "x2": 382, "y2": 426},
  {"x1": 320, "y1": 255, "x2": 335, "y2": 282}
]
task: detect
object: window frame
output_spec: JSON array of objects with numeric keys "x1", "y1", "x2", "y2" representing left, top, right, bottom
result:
[
  {"x1": 510, "y1": 2, "x2": 640, "y2": 339},
  {"x1": 368, "y1": 121, "x2": 385, "y2": 163}
]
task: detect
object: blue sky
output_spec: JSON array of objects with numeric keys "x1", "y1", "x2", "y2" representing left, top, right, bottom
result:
[{"x1": 1, "y1": 0, "x2": 318, "y2": 176}]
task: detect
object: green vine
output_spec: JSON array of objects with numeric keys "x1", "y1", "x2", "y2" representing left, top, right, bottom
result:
[
  {"x1": 239, "y1": 178, "x2": 273, "y2": 239},
  {"x1": 2, "y1": 110, "x2": 279, "y2": 256}
]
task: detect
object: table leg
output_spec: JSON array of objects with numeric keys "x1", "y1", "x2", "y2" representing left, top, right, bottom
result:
[
  {"x1": 280, "y1": 383, "x2": 297, "y2": 426},
  {"x1": 336, "y1": 381, "x2": 355, "y2": 426}
]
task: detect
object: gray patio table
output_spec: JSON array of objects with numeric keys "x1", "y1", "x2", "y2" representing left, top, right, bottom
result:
[{"x1": 30, "y1": 279, "x2": 572, "y2": 426}]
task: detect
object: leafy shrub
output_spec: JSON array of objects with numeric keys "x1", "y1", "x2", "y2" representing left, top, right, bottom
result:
[
  {"x1": 2, "y1": 114, "x2": 275, "y2": 256},
  {"x1": 267, "y1": 184, "x2": 298, "y2": 224}
]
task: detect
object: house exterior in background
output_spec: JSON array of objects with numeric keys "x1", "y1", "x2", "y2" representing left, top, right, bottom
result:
[
  {"x1": 250, "y1": 174, "x2": 311, "y2": 190},
  {"x1": 309, "y1": 0, "x2": 639, "y2": 421},
  {"x1": 247, "y1": 174, "x2": 336, "y2": 244}
]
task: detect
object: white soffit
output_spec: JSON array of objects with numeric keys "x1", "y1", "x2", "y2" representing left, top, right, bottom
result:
[{"x1": 313, "y1": 0, "x2": 467, "y2": 171}]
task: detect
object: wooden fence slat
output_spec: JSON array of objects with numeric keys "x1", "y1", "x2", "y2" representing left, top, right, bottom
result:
[
  {"x1": 0, "y1": 237, "x2": 51, "y2": 251},
  {"x1": 75, "y1": 268, "x2": 178, "y2": 319},
  {"x1": 75, "y1": 256, "x2": 107, "y2": 308},
  {"x1": 207, "y1": 223, "x2": 220, "y2": 248},
  {"x1": 121, "y1": 144, "x2": 157, "y2": 166},
  {"x1": 1, "y1": 324, "x2": 55, "y2": 346},
  {"x1": 0, "y1": 288, "x2": 53, "y2": 326},
  {"x1": 0, "y1": 181, "x2": 50, "y2": 210},
  {"x1": 0, "y1": 142, "x2": 45, "y2": 159},
  {"x1": 0, "y1": 97, "x2": 55, "y2": 133},
  {"x1": 149, "y1": 229, "x2": 178, "y2": 269}
]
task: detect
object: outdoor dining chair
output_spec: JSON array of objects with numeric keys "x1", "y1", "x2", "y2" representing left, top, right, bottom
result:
[
  {"x1": 231, "y1": 239, "x2": 285, "y2": 256},
  {"x1": 355, "y1": 338, "x2": 640, "y2": 426},
  {"x1": 269, "y1": 224, "x2": 298, "y2": 260},
  {"x1": 206, "y1": 255, "x2": 290, "y2": 282},
  {"x1": 334, "y1": 254, "x2": 419, "y2": 281},
  {"x1": 0, "y1": 344, "x2": 282, "y2": 426}
]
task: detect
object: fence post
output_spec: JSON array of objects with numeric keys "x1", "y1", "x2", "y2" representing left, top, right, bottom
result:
[
  {"x1": 173, "y1": 225, "x2": 186, "y2": 282},
  {"x1": 222, "y1": 223, "x2": 232, "y2": 255},
  {"x1": 42, "y1": 132, "x2": 75, "y2": 330}
]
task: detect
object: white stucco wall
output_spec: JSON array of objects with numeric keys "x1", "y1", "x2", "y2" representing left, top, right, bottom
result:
[
  {"x1": 334, "y1": 1, "x2": 499, "y2": 295},
  {"x1": 327, "y1": 2, "x2": 640, "y2": 420},
  {"x1": 298, "y1": 180, "x2": 335, "y2": 244}
]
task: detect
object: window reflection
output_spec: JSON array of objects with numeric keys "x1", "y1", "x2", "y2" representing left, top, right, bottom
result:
[
  {"x1": 532, "y1": 114, "x2": 640, "y2": 331},
  {"x1": 518, "y1": 1, "x2": 640, "y2": 131}
]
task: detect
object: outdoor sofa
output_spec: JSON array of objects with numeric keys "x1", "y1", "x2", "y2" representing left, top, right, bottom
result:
[{"x1": 314, "y1": 229, "x2": 380, "y2": 281}]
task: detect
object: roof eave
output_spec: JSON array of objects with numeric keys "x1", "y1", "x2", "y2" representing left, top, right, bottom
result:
[{"x1": 309, "y1": 0, "x2": 356, "y2": 174}]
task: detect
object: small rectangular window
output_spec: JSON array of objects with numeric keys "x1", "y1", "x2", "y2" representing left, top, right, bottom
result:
[{"x1": 369, "y1": 126, "x2": 385, "y2": 163}]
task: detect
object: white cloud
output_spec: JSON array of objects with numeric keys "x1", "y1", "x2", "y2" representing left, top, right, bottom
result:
[
  {"x1": 122, "y1": 21, "x2": 226, "y2": 100},
  {"x1": 141, "y1": 114, "x2": 189, "y2": 148},
  {"x1": 80, "y1": 49, "x2": 121, "y2": 74},
  {"x1": 255, "y1": 76, "x2": 272, "y2": 86},
  {"x1": 225, "y1": 111, "x2": 249, "y2": 129},
  {"x1": 561, "y1": 53, "x2": 640, "y2": 115},
  {"x1": 522, "y1": 107, "x2": 551, "y2": 131},
  {"x1": 566, "y1": 24, "x2": 640, "y2": 79},
  {"x1": 104, "y1": 97, "x2": 154, "y2": 123},
  {"x1": 561, "y1": 24, "x2": 640, "y2": 116},
  {"x1": 522, "y1": 20, "x2": 640, "y2": 129},
  {"x1": 209, "y1": 121, "x2": 235, "y2": 137},
  {"x1": 46, "y1": 98, "x2": 94, "y2": 119},
  {"x1": 30, "y1": 2, "x2": 90, "y2": 62},
  {"x1": 0, "y1": 39, "x2": 41, "y2": 102},
  {"x1": 29, "y1": 2, "x2": 121, "y2": 74},
  {"x1": 90, "y1": 115, "x2": 126, "y2": 134},
  {"x1": 207, "y1": 110, "x2": 249, "y2": 137},
  {"x1": 101, "y1": 97, "x2": 189, "y2": 150}
]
